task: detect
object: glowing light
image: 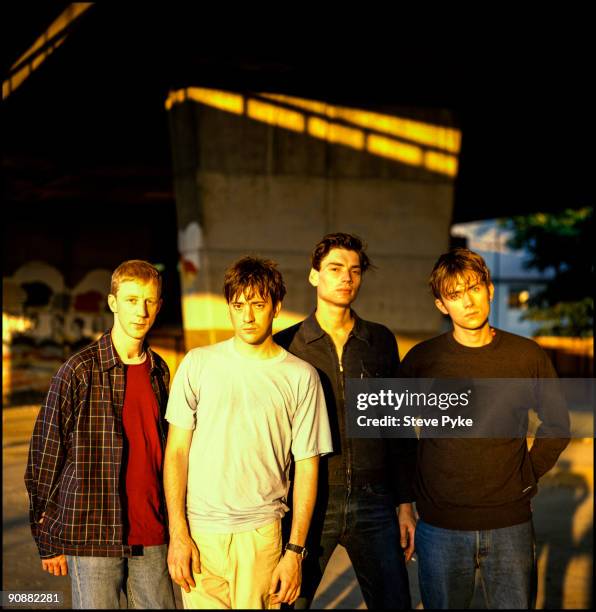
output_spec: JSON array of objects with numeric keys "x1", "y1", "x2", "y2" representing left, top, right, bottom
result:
[
  {"x1": 247, "y1": 99, "x2": 305, "y2": 132},
  {"x1": 2, "y1": 312, "x2": 34, "y2": 344},
  {"x1": 338, "y1": 109, "x2": 461, "y2": 154},
  {"x1": 166, "y1": 87, "x2": 460, "y2": 178},
  {"x1": 367, "y1": 134, "x2": 423, "y2": 166},
  {"x1": 261, "y1": 93, "x2": 461, "y2": 154},
  {"x1": 165, "y1": 87, "x2": 244, "y2": 114},
  {"x1": 307, "y1": 117, "x2": 365, "y2": 150},
  {"x1": 519, "y1": 290, "x2": 530, "y2": 304},
  {"x1": 3, "y1": 3, "x2": 93, "y2": 99},
  {"x1": 260, "y1": 94, "x2": 329, "y2": 116},
  {"x1": 424, "y1": 151, "x2": 459, "y2": 177},
  {"x1": 164, "y1": 89, "x2": 187, "y2": 111}
]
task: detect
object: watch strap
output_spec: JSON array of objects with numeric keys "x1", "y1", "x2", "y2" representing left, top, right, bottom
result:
[{"x1": 284, "y1": 542, "x2": 308, "y2": 558}]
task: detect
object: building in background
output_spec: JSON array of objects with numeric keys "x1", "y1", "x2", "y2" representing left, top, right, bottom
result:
[{"x1": 451, "y1": 219, "x2": 554, "y2": 338}]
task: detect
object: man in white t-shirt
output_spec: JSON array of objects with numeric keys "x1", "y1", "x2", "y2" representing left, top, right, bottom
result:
[{"x1": 164, "y1": 256, "x2": 333, "y2": 609}]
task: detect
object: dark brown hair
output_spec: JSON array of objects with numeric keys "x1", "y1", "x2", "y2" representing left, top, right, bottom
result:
[
  {"x1": 223, "y1": 257, "x2": 286, "y2": 307},
  {"x1": 111, "y1": 260, "x2": 162, "y2": 296},
  {"x1": 311, "y1": 233, "x2": 373, "y2": 272},
  {"x1": 429, "y1": 248, "x2": 492, "y2": 299}
]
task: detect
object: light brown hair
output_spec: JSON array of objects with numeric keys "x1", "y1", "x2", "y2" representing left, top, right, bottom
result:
[{"x1": 429, "y1": 248, "x2": 492, "y2": 299}]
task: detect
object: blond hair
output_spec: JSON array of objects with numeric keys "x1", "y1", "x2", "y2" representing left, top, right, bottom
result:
[{"x1": 110, "y1": 260, "x2": 162, "y2": 296}]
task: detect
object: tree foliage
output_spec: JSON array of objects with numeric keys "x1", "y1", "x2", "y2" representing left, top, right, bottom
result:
[{"x1": 500, "y1": 208, "x2": 594, "y2": 337}]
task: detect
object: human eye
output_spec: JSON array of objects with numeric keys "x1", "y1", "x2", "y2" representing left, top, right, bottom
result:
[
  {"x1": 254, "y1": 303, "x2": 265, "y2": 310},
  {"x1": 232, "y1": 303, "x2": 242, "y2": 311},
  {"x1": 448, "y1": 291, "x2": 461, "y2": 301}
]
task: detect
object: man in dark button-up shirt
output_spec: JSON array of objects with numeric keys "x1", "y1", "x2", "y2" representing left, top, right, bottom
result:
[
  {"x1": 275, "y1": 233, "x2": 417, "y2": 610},
  {"x1": 25, "y1": 260, "x2": 175, "y2": 609}
]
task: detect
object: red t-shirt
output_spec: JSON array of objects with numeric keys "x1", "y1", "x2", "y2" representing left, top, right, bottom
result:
[{"x1": 121, "y1": 358, "x2": 167, "y2": 546}]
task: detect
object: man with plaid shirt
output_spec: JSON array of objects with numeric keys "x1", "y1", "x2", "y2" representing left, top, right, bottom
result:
[{"x1": 25, "y1": 260, "x2": 176, "y2": 609}]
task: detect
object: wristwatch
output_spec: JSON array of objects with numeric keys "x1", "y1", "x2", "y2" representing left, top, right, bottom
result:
[{"x1": 284, "y1": 542, "x2": 308, "y2": 559}]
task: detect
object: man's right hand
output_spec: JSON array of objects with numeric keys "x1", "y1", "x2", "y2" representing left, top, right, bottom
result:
[
  {"x1": 167, "y1": 533, "x2": 201, "y2": 593},
  {"x1": 41, "y1": 555, "x2": 68, "y2": 576}
]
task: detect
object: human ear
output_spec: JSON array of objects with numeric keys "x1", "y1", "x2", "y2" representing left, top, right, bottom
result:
[
  {"x1": 434, "y1": 298, "x2": 449, "y2": 316},
  {"x1": 107, "y1": 294, "x2": 118, "y2": 313},
  {"x1": 308, "y1": 268, "x2": 319, "y2": 288},
  {"x1": 273, "y1": 301, "x2": 282, "y2": 319}
]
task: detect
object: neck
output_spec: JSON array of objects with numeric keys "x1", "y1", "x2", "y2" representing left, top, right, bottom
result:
[
  {"x1": 315, "y1": 301, "x2": 354, "y2": 335},
  {"x1": 233, "y1": 334, "x2": 280, "y2": 360},
  {"x1": 451, "y1": 321, "x2": 494, "y2": 347},
  {"x1": 111, "y1": 326, "x2": 146, "y2": 364}
]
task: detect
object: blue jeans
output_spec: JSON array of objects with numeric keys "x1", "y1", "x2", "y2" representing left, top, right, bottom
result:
[
  {"x1": 295, "y1": 483, "x2": 411, "y2": 609},
  {"x1": 67, "y1": 545, "x2": 175, "y2": 609},
  {"x1": 415, "y1": 519, "x2": 536, "y2": 609}
]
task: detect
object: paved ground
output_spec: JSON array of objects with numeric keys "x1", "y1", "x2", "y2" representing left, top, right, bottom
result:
[{"x1": 3, "y1": 406, "x2": 593, "y2": 609}]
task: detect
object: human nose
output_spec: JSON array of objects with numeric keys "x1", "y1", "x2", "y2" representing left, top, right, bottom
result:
[
  {"x1": 462, "y1": 290, "x2": 473, "y2": 307},
  {"x1": 243, "y1": 304, "x2": 254, "y2": 322},
  {"x1": 136, "y1": 301, "x2": 149, "y2": 317},
  {"x1": 341, "y1": 269, "x2": 353, "y2": 284}
]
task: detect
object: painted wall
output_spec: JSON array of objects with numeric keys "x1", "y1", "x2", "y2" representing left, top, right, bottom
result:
[
  {"x1": 3, "y1": 197, "x2": 183, "y2": 405},
  {"x1": 3, "y1": 262, "x2": 113, "y2": 405}
]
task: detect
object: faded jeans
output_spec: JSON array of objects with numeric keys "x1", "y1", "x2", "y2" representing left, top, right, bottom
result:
[
  {"x1": 415, "y1": 518, "x2": 536, "y2": 609},
  {"x1": 67, "y1": 544, "x2": 175, "y2": 609}
]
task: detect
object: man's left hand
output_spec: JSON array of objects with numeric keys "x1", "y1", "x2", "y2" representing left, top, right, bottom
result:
[
  {"x1": 269, "y1": 551, "x2": 302, "y2": 605},
  {"x1": 397, "y1": 502, "x2": 417, "y2": 562}
]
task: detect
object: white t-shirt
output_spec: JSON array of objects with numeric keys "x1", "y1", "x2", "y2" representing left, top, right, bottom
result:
[{"x1": 165, "y1": 338, "x2": 333, "y2": 533}]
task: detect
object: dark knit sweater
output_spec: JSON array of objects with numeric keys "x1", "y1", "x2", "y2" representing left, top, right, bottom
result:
[{"x1": 400, "y1": 328, "x2": 569, "y2": 530}]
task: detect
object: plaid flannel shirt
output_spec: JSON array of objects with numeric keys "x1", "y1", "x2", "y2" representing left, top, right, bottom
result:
[{"x1": 24, "y1": 330, "x2": 170, "y2": 558}]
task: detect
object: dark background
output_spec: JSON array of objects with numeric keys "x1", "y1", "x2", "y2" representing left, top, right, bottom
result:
[{"x1": 3, "y1": 5, "x2": 595, "y2": 325}]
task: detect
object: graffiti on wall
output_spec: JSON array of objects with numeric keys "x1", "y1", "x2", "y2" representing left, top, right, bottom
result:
[{"x1": 3, "y1": 261, "x2": 113, "y2": 405}]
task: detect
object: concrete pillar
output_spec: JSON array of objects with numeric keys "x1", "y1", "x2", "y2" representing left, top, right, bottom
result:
[{"x1": 167, "y1": 90, "x2": 460, "y2": 350}]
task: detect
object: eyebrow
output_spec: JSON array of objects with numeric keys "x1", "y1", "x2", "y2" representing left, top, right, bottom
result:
[
  {"x1": 124, "y1": 293, "x2": 160, "y2": 302},
  {"x1": 231, "y1": 299, "x2": 266, "y2": 304},
  {"x1": 325, "y1": 261, "x2": 361, "y2": 269}
]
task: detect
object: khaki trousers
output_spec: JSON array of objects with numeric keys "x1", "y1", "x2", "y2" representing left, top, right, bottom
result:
[{"x1": 182, "y1": 520, "x2": 282, "y2": 610}]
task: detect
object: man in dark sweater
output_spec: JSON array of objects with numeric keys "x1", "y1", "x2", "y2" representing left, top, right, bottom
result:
[
  {"x1": 275, "y1": 233, "x2": 417, "y2": 609},
  {"x1": 400, "y1": 248, "x2": 569, "y2": 609}
]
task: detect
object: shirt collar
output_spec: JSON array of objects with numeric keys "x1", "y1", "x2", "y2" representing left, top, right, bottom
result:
[
  {"x1": 301, "y1": 310, "x2": 371, "y2": 345},
  {"x1": 97, "y1": 331, "x2": 121, "y2": 372},
  {"x1": 97, "y1": 330, "x2": 160, "y2": 372}
]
